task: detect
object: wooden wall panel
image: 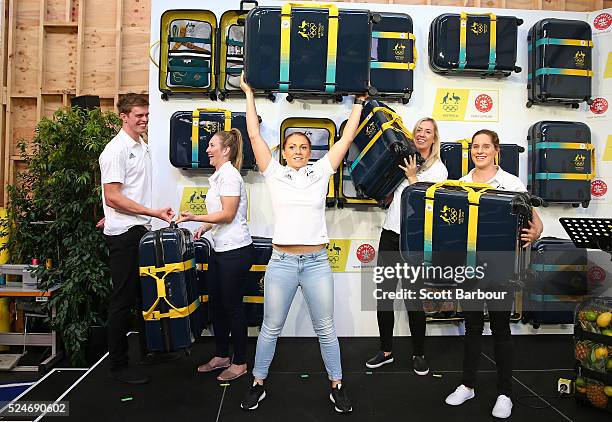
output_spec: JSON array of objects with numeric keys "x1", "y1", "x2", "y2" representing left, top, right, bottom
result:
[
  {"x1": 46, "y1": 0, "x2": 68, "y2": 22},
  {"x1": 42, "y1": 95, "x2": 64, "y2": 119},
  {"x1": 121, "y1": 29, "x2": 149, "y2": 94},
  {"x1": 10, "y1": 98, "x2": 37, "y2": 155},
  {"x1": 43, "y1": 29, "x2": 78, "y2": 93},
  {"x1": 81, "y1": 29, "x2": 116, "y2": 96},
  {"x1": 12, "y1": 1, "x2": 41, "y2": 96}
]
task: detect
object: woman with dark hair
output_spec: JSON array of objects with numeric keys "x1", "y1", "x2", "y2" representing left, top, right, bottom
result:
[
  {"x1": 239, "y1": 73, "x2": 366, "y2": 413},
  {"x1": 445, "y1": 129, "x2": 543, "y2": 419},
  {"x1": 177, "y1": 128, "x2": 254, "y2": 382},
  {"x1": 365, "y1": 117, "x2": 448, "y2": 375}
]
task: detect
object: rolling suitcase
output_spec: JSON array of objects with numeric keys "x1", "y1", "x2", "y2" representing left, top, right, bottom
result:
[
  {"x1": 527, "y1": 121, "x2": 594, "y2": 207},
  {"x1": 399, "y1": 181, "x2": 532, "y2": 287},
  {"x1": 279, "y1": 117, "x2": 337, "y2": 207},
  {"x1": 429, "y1": 12, "x2": 522, "y2": 77},
  {"x1": 244, "y1": 237, "x2": 272, "y2": 327},
  {"x1": 522, "y1": 237, "x2": 588, "y2": 328},
  {"x1": 159, "y1": 10, "x2": 217, "y2": 100},
  {"x1": 139, "y1": 224, "x2": 201, "y2": 352},
  {"x1": 349, "y1": 100, "x2": 422, "y2": 202},
  {"x1": 574, "y1": 297, "x2": 612, "y2": 413},
  {"x1": 217, "y1": 1, "x2": 258, "y2": 100},
  {"x1": 370, "y1": 12, "x2": 416, "y2": 104},
  {"x1": 440, "y1": 139, "x2": 524, "y2": 180},
  {"x1": 527, "y1": 19, "x2": 593, "y2": 108},
  {"x1": 194, "y1": 238, "x2": 213, "y2": 326},
  {"x1": 244, "y1": 3, "x2": 375, "y2": 102},
  {"x1": 169, "y1": 108, "x2": 257, "y2": 171}
]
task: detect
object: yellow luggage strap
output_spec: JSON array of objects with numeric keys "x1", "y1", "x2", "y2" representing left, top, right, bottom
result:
[
  {"x1": 197, "y1": 263, "x2": 267, "y2": 305},
  {"x1": 370, "y1": 32, "x2": 417, "y2": 70},
  {"x1": 139, "y1": 259, "x2": 200, "y2": 321},
  {"x1": 534, "y1": 142, "x2": 596, "y2": 181},
  {"x1": 459, "y1": 12, "x2": 496, "y2": 71},
  {"x1": 191, "y1": 108, "x2": 232, "y2": 169},
  {"x1": 280, "y1": 3, "x2": 339, "y2": 93}
]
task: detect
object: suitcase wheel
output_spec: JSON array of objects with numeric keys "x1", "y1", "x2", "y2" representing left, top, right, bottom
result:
[
  {"x1": 161, "y1": 92, "x2": 169, "y2": 101},
  {"x1": 526, "y1": 100, "x2": 533, "y2": 108},
  {"x1": 210, "y1": 91, "x2": 217, "y2": 101},
  {"x1": 401, "y1": 97, "x2": 409, "y2": 105},
  {"x1": 367, "y1": 86, "x2": 378, "y2": 97},
  {"x1": 571, "y1": 103, "x2": 579, "y2": 109},
  {"x1": 572, "y1": 203, "x2": 580, "y2": 208},
  {"x1": 370, "y1": 13, "x2": 382, "y2": 24},
  {"x1": 582, "y1": 201, "x2": 590, "y2": 208},
  {"x1": 586, "y1": 98, "x2": 593, "y2": 105},
  {"x1": 217, "y1": 91, "x2": 226, "y2": 101},
  {"x1": 532, "y1": 323, "x2": 540, "y2": 329},
  {"x1": 286, "y1": 93, "x2": 294, "y2": 103},
  {"x1": 334, "y1": 94, "x2": 343, "y2": 103},
  {"x1": 514, "y1": 66, "x2": 522, "y2": 73},
  {"x1": 326, "y1": 198, "x2": 336, "y2": 208},
  {"x1": 184, "y1": 348, "x2": 191, "y2": 357},
  {"x1": 337, "y1": 199, "x2": 345, "y2": 210},
  {"x1": 541, "y1": 201, "x2": 549, "y2": 208},
  {"x1": 517, "y1": 18, "x2": 524, "y2": 26},
  {"x1": 267, "y1": 93, "x2": 276, "y2": 102}
]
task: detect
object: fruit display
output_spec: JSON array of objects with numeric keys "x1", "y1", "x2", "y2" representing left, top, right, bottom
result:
[{"x1": 577, "y1": 300, "x2": 612, "y2": 334}]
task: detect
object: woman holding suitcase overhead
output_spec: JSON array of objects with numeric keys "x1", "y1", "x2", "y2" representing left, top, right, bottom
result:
[
  {"x1": 176, "y1": 129, "x2": 254, "y2": 382},
  {"x1": 365, "y1": 117, "x2": 448, "y2": 375},
  {"x1": 239, "y1": 73, "x2": 365, "y2": 414},
  {"x1": 444, "y1": 129, "x2": 543, "y2": 419}
]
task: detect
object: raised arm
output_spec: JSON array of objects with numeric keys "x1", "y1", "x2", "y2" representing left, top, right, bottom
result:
[
  {"x1": 240, "y1": 73, "x2": 272, "y2": 172},
  {"x1": 326, "y1": 95, "x2": 367, "y2": 171}
]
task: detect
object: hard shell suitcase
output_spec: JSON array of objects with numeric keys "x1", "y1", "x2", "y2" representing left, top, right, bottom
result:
[
  {"x1": 527, "y1": 19, "x2": 593, "y2": 108},
  {"x1": 370, "y1": 12, "x2": 416, "y2": 104},
  {"x1": 194, "y1": 238, "x2": 213, "y2": 326},
  {"x1": 527, "y1": 121, "x2": 594, "y2": 207},
  {"x1": 169, "y1": 108, "x2": 257, "y2": 171},
  {"x1": 279, "y1": 117, "x2": 337, "y2": 207},
  {"x1": 400, "y1": 181, "x2": 532, "y2": 287},
  {"x1": 244, "y1": 3, "x2": 374, "y2": 101},
  {"x1": 244, "y1": 237, "x2": 272, "y2": 327},
  {"x1": 429, "y1": 12, "x2": 522, "y2": 77},
  {"x1": 440, "y1": 139, "x2": 524, "y2": 180},
  {"x1": 139, "y1": 225, "x2": 201, "y2": 353},
  {"x1": 574, "y1": 297, "x2": 612, "y2": 413},
  {"x1": 349, "y1": 99, "x2": 422, "y2": 202},
  {"x1": 159, "y1": 10, "x2": 217, "y2": 100},
  {"x1": 522, "y1": 237, "x2": 588, "y2": 327},
  {"x1": 217, "y1": 1, "x2": 258, "y2": 100}
]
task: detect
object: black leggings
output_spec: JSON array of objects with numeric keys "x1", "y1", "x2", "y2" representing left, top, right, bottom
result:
[
  {"x1": 376, "y1": 229, "x2": 426, "y2": 355},
  {"x1": 208, "y1": 244, "x2": 254, "y2": 365}
]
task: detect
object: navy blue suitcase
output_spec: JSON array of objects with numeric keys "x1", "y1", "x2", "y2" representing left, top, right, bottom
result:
[
  {"x1": 244, "y1": 237, "x2": 272, "y2": 327},
  {"x1": 527, "y1": 121, "x2": 594, "y2": 207},
  {"x1": 139, "y1": 225, "x2": 201, "y2": 353},
  {"x1": 194, "y1": 238, "x2": 212, "y2": 326},
  {"x1": 527, "y1": 19, "x2": 593, "y2": 108},
  {"x1": 349, "y1": 100, "x2": 422, "y2": 202},
  {"x1": 440, "y1": 140, "x2": 524, "y2": 180}
]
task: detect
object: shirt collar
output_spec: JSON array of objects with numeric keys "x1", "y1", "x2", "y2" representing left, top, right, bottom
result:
[
  {"x1": 210, "y1": 161, "x2": 233, "y2": 181},
  {"x1": 119, "y1": 128, "x2": 146, "y2": 150}
]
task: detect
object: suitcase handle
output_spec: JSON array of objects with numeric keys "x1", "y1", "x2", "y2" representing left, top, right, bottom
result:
[
  {"x1": 284, "y1": 2, "x2": 339, "y2": 11},
  {"x1": 240, "y1": 0, "x2": 257, "y2": 11}
]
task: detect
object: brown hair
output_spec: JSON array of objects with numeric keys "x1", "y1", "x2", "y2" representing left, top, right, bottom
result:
[
  {"x1": 412, "y1": 117, "x2": 441, "y2": 172},
  {"x1": 471, "y1": 129, "x2": 500, "y2": 150},
  {"x1": 215, "y1": 129, "x2": 244, "y2": 171},
  {"x1": 117, "y1": 93, "x2": 149, "y2": 115},
  {"x1": 282, "y1": 131, "x2": 311, "y2": 150}
]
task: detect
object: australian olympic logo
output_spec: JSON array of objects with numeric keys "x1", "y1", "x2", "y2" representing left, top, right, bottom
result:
[{"x1": 441, "y1": 92, "x2": 461, "y2": 112}]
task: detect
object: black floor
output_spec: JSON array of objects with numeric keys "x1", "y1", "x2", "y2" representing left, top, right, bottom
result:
[{"x1": 1, "y1": 334, "x2": 607, "y2": 421}]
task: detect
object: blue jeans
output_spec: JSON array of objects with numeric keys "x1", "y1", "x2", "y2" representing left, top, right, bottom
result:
[{"x1": 252, "y1": 248, "x2": 342, "y2": 381}]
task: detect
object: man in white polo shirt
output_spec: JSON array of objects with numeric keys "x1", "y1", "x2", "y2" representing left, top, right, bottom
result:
[{"x1": 99, "y1": 93, "x2": 174, "y2": 384}]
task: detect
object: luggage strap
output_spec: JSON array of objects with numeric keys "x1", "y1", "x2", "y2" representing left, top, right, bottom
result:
[
  {"x1": 534, "y1": 142, "x2": 596, "y2": 181},
  {"x1": 349, "y1": 107, "x2": 413, "y2": 173},
  {"x1": 139, "y1": 259, "x2": 200, "y2": 321},
  {"x1": 370, "y1": 31, "x2": 417, "y2": 70},
  {"x1": 198, "y1": 264, "x2": 266, "y2": 304},
  {"x1": 459, "y1": 12, "x2": 497, "y2": 71},
  {"x1": 424, "y1": 181, "x2": 492, "y2": 267},
  {"x1": 168, "y1": 64, "x2": 211, "y2": 73},
  {"x1": 453, "y1": 139, "x2": 500, "y2": 176},
  {"x1": 279, "y1": 3, "x2": 339, "y2": 93},
  {"x1": 191, "y1": 109, "x2": 232, "y2": 169},
  {"x1": 531, "y1": 264, "x2": 588, "y2": 271},
  {"x1": 535, "y1": 37, "x2": 593, "y2": 48},
  {"x1": 534, "y1": 68, "x2": 593, "y2": 78}
]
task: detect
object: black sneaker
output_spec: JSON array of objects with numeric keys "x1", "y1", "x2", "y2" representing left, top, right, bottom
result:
[
  {"x1": 330, "y1": 383, "x2": 353, "y2": 413},
  {"x1": 365, "y1": 351, "x2": 394, "y2": 369},
  {"x1": 110, "y1": 366, "x2": 150, "y2": 384},
  {"x1": 139, "y1": 352, "x2": 181, "y2": 366},
  {"x1": 412, "y1": 355, "x2": 429, "y2": 376},
  {"x1": 241, "y1": 383, "x2": 266, "y2": 410}
]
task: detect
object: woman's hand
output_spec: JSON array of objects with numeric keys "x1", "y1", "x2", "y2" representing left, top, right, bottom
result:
[
  {"x1": 194, "y1": 224, "x2": 213, "y2": 240},
  {"x1": 176, "y1": 211, "x2": 195, "y2": 224},
  {"x1": 521, "y1": 220, "x2": 540, "y2": 248},
  {"x1": 240, "y1": 72, "x2": 253, "y2": 95},
  {"x1": 398, "y1": 155, "x2": 418, "y2": 184}
]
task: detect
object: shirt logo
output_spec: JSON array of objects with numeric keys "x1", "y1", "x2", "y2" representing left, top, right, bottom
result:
[
  {"x1": 129, "y1": 152, "x2": 136, "y2": 159},
  {"x1": 297, "y1": 20, "x2": 325, "y2": 40},
  {"x1": 470, "y1": 22, "x2": 488, "y2": 36}
]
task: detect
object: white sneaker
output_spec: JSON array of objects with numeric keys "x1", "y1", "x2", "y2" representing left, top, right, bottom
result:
[
  {"x1": 491, "y1": 395, "x2": 513, "y2": 418},
  {"x1": 445, "y1": 384, "x2": 475, "y2": 406}
]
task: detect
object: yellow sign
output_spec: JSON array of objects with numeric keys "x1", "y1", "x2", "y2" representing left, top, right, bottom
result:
[
  {"x1": 604, "y1": 135, "x2": 612, "y2": 161},
  {"x1": 327, "y1": 239, "x2": 351, "y2": 273},
  {"x1": 605, "y1": 52, "x2": 612, "y2": 79},
  {"x1": 180, "y1": 187, "x2": 209, "y2": 215},
  {"x1": 432, "y1": 88, "x2": 470, "y2": 121}
]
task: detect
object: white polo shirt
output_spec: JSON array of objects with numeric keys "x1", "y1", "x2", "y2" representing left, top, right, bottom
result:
[
  {"x1": 460, "y1": 166, "x2": 527, "y2": 192},
  {"x1": 99, "y1": 129, "x2": 152, "y2": 236},
  {"x1": 383, "y1": 159, "x2": 448, "y2": 234},
  {"x1": 206, "y1": 161, "x2": 252, "y2": 252},
  {"x1": 262, "y1": 155, "x2": 335, "y2": 245}
]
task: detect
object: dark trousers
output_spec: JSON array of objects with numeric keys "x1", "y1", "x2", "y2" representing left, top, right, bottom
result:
[
  {"x1": 105, "y1": 225, "x2": 148, "y2": 369},
  {"x1": 209, "y1": 243, "x2": 254, "y2": 365},
  {"x1": 376, "y1": 229, "x2": 426, "y2": 356},
  {"x1": 461, "y1": 294, "x2": 514, "y2": 396}
]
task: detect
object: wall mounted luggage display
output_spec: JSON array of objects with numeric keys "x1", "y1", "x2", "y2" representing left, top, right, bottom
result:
[
  {"x1": 194, "y1": 238, "x2": 213, "y2": 326},
  {"x1": 527, "y1": 121, "x2": 595, "y2": 208},
  {"x1": 243, "y1": 3, "x2": 376, "y2": 102},
  {"x1": 159, "y1": 10, "x2": 217, "y2": 100},
  {"x1": 369, "y1": 12, "x2": 416, "y2": 104},
  {"x1": 527, "y1": 18, "x2": 593, "y2": 108},
  {"x1": 169, "y1": 108, "x2": 258, "y2": 171},
  {"x1": 244, "y1": 237, "x2": 272, "y2": 327},
  {"x1": 574, "y1": 297, "x2": 612, "y2": 413},
  {"x1": 349, "y1": 100, "x2": 422, "y2": 203},
  {"x1": 217, "y1": 1, "x2": 258, "y2": 101},
  {"x1": 522, "y1": 237, "x2": 588, "y2": 328},
  {"x1": 440, "y1": 139, "x2": 524, "y2": 180},
  {"x1": 428, "y1": 12, "x2": 522, "y2": 77},
  {"x1": 279, "y1": 117, "x2": 337, "y2": 207},
  {"x1": 139, "y1": 225, "x2": 202, "y2": 353}
]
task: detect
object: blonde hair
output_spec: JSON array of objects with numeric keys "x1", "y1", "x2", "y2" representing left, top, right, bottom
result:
[
  {"x1": 412, "y1": 117, "x2": 441, "y2": 172},
  {"x1": 215, "y1": 129, "x2": 243, "y2": 171}
]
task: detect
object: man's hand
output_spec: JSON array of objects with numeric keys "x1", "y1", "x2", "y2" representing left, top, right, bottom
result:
[
  {"x1": 521, "y1": 220, "x2": 540, "y2": 248},
  {"x1": 176, "y1": 211, "x2": 195, "y2": 224},
  {"x1": 95, "y1": 217, "x2": 105, "y2": 229},
  {"x1": 153, "y1": 207, "x2": 174, "y2": 223}
]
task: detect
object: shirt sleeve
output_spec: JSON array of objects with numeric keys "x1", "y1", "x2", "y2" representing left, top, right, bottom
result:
[
  {"x1": 99, "y1": 147, "x2": 126, "y2": 184},
  {"x1": 219, "y1": 170, "x2": 242, "y2": 197},
  {"x1": 314, "y1": 154, "x2": 336, "y2": 177},
  {"x1": 262, "y1": 158, "x2": 281, "y2": 179}
]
